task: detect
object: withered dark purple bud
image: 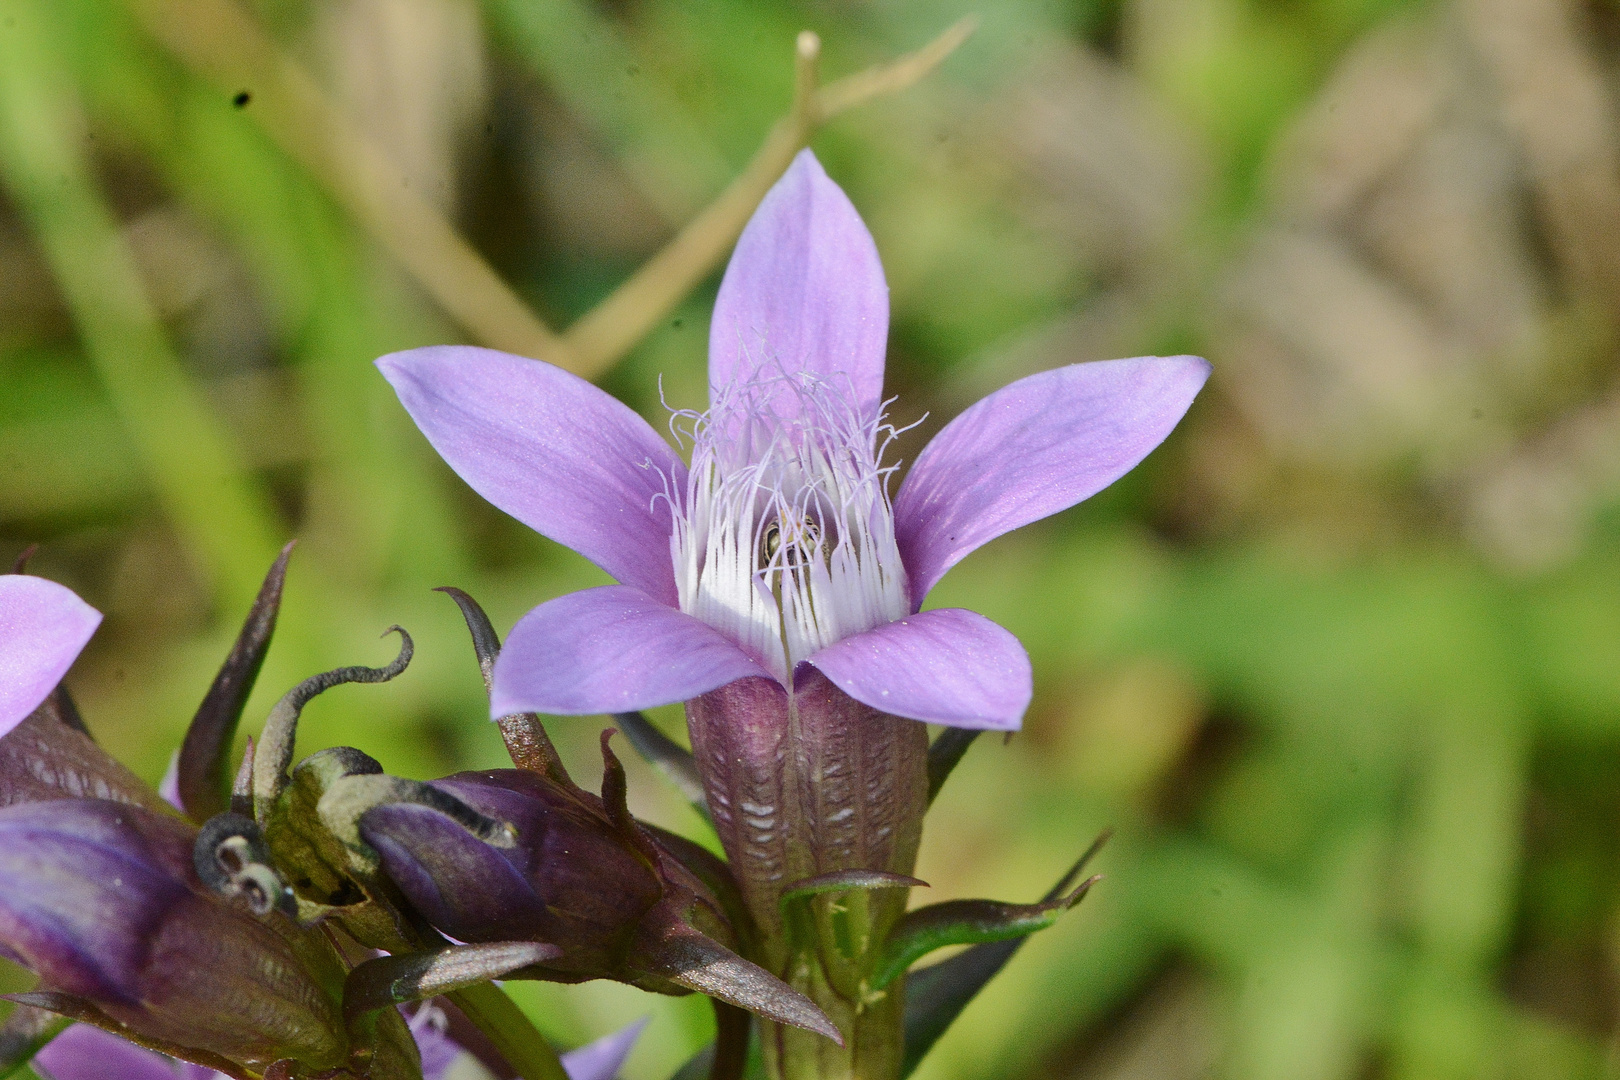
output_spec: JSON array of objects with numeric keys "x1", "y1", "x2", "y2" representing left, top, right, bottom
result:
[
  {"x1": 0, "y1": 798, "x2": 350, "y2": 1074},
  {"x1": 361, "y1": 767, "x2": 665, "y2": 975},
  {"x1": 353, "y1": 743, "x2": 841, "y2": 1043}
]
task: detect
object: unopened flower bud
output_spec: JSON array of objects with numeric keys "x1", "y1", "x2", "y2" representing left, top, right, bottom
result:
[{"x1": 0, "y1": 798, "x2": 350, "y2": 1074}]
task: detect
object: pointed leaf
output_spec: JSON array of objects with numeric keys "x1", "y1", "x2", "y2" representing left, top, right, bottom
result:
[
  {"x1": 253, "y1": 627, "x2": 412, "y2": 820},
  {"x1": 631, "y1": 916, "x2": 841, "y2": 1044},
  {"x1": 871, "y1": 883, "x2": 1096, "y2": 991},
  {"x1": 178, "y1": 543, "x2": 292, "y2": 821},
  {"x1": 898, "y1": 830, "x2": 1111, "y2": 1077}
]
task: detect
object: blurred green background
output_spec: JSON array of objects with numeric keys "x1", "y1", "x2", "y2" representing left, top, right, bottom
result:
[{"x1": 4, "y1": 0, "x2": 1620, "y2": 1076}]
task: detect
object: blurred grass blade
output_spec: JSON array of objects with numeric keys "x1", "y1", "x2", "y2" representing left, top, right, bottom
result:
[
  {"x1": 480, "y1": 0, "x2": 729, "y2": 221},
  {"x1": 125, "y1": 0, "x2": 572, "y2": 366},
  {"x1": 0, "y1": 0, "x2": 284, "y2": 614},
  {"x1": 447, "y1": 983, "x2": 572, "y2": 1080},
  {"x1": 560, "y1": 18, "x2": 975, "y2": 375}
]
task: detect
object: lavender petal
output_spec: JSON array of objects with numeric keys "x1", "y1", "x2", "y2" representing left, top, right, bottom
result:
[
  {"x1": 560, "y1": 1017, "x2": 649, "y2": 1080},
  {"x1": 491, "y1": 586, "x2": 771, "y2": 717},
  {"x1": 806, "y1": 609, "x2": 1032, "y2": 731},
  {"x1": 30, "y1": 1024, "x2": 194, "y2": 1080},
  {"x1": 378, "y1": 346, "x2": 687, "y2": 606},
  {"x1": 0, "y1": 577, "x2": 100, "y2": 741},
  {"x1": 894, "y1": 355, "x2": 1210, "y2": 607},
  {"x1": 709, "y1": 150, "x2": 888, "y2": 423}
]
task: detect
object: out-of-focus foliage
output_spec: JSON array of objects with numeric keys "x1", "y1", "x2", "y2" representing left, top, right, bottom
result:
[{"x1": 3, "y1": 0, "x2": 1619, "y2": 1077}]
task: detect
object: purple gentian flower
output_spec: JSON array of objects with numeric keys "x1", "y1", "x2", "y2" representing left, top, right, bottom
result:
[
  {"x1": 377, "y1": 149, "x2": 1208, "y2": 733},
  {"x1": 0, "y1": 574, "x2": 100, "y2": 740}
]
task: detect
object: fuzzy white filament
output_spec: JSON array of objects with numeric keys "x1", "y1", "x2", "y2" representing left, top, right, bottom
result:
[{"x1": 669, "y1": 369, "x2": 910, "y2": 682}]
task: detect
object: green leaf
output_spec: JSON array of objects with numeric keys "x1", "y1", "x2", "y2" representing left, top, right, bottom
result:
[
  {"x1": 870, "y1": 883, "x2": 1097, "y2": 992},
  {"x1": 895, "y1": 830, "x2": 1111, "y2": 1077}
]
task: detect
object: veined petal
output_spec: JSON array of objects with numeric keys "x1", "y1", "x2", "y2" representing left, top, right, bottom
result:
[
  {"x1": 806, "y1": 609, "x2": 1031, "y2": 730},
  {"x1": 0, "y1": 576, "x2": 101, "y2": 742},
  {"x1": 560, "y1": 1017, "x2": 649, "y2": 1080},
  {"x1": 709, "y1": 150, "x2": 888, "y2": 422},
  {"x1": 378, "y1": 346, "x2": 687, "y2": 606},
  {"x1": 894, "y1": 355, "x2": 1210, "y2": 607},
  {"x1": 492, "y1": 586, "x2": 772, "y2": 717}
]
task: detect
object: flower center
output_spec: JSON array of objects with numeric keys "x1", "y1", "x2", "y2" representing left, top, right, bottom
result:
[{"x1": 669, "y1": 369, "x2": 910, "y2": 682}]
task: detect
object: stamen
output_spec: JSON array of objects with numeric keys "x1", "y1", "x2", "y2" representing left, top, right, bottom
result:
[{"x1": 670, "y1": 362, "x2": 910, "y2": 681}]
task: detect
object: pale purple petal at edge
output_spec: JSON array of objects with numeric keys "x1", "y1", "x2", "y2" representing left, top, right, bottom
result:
[
  {"x1": 0, "y1": 576, "x2": 101, "y2": 741},
  {"x1": 894, "y1": 355, "x2": 1211, "y2": 608},
  {"x1": 560, "y1": 1017, "x2": 650, "y2": 1080},
  {"x1": 709, "y1": 149, "x2": 888, "y2": 421},
  {"x1": 378, "y1": 346, "x2": 687, "y2": 607},
  {"x1": 491, "y1": 586, "x2": 772, "y2": 717},
  {"x1": 806, "y1": 609, "x2": 1032, "y2": 731},
  {"x1": 32, "y1": 1024, "x2": 192, "y2": 1080}
]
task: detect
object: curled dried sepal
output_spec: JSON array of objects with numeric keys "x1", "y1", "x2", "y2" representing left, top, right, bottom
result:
[
  {"x1": 178, "y1": 542, "x2": 293, "y2": 822},
  {"x1": 252, "y1": 627, "x2": 413, "y2": 822}
]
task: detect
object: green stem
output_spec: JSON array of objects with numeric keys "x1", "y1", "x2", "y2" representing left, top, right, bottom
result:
[{"x1": 445, "y1": 984, "x2": 570, "y2": 1080}]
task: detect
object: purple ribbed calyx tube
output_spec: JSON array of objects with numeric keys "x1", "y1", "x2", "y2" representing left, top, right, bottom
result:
[{"x1": 378, "y1": 148, "x2": 1209, "y2": 1078}]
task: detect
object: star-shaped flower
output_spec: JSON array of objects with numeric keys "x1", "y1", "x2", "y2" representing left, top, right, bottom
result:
[{"x1": 380, "y1": 150, "x2": 1208, "y2": 732}]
